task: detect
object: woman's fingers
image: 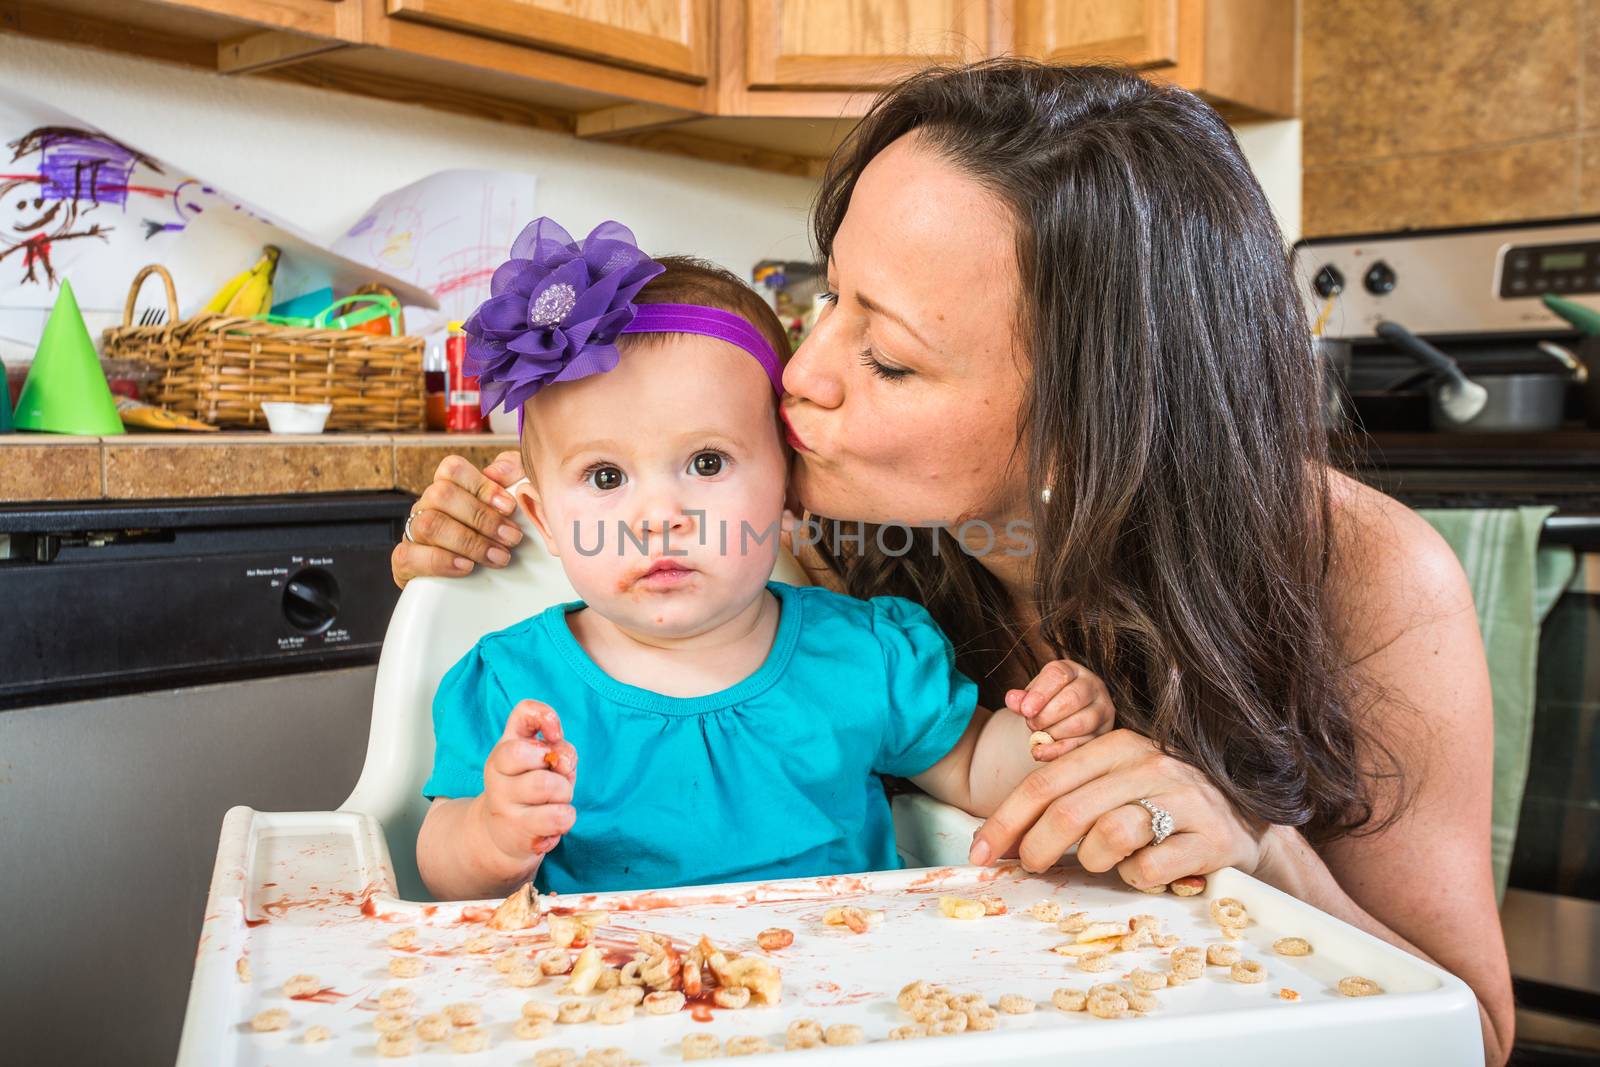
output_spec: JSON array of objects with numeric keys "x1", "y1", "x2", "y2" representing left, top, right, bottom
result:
[
  {"x1": 1114, "y1": 832, "x2": 1210, "y2": 891},
  {"x1": 1075, "y1": 802, "x2": 1159, "y2": 873},
  {"x1": 1013, "y1": 769, "x2": 1162, "y2": 873},
  {"x1": 415, "y1": 483, "x2": 521, "y2": 562},
  {"x1": 391, "y1": 541, "x2": 473, "y2": 589},
  {"x1": 970, "y1": 729, "x2": 1147, "y2": 865},
  {"x1": 481, "y1": 450, "x2": 526, "y2": 493}
]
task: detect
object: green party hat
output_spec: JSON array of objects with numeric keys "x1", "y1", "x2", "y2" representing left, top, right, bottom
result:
[{"x1": 14, "y1": 279, "x2": 124, "y2": 435}]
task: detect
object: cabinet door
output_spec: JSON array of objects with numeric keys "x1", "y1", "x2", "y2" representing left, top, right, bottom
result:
[
  {"x1": 386, "y1": 0, "x2": 712, "y2": 82},
  {"x1": 1014, "y1": 0, "x2": 1178, "y2": 69},
  {"x1": 745, "y1": 0, "x2": 991, "y2": 91}
]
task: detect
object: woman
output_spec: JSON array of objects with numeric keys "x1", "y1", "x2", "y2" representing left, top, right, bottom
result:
[{"x1": 394, "y1": 63, "x2": 1512, "y2": 1063}]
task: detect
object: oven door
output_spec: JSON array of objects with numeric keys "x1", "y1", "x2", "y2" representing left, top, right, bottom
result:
[{"x1": 1504, "y1": 529, "x2": 1600, "y2": 1059}]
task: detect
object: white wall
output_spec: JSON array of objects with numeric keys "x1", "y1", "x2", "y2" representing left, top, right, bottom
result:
[
  {"x1": 1233, "y1": 119, "x2": 1303, "y2": 246},
  {"x1": 0, "y1": 35, "x2": 819, "y2": 361}
]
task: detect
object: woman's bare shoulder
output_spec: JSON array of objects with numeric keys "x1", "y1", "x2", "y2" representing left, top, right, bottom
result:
[{"x1": 1324, "y1": 469, "x2": 1476, "y2": 664}]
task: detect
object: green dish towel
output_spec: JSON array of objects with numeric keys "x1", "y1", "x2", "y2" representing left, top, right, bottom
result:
[{"x1": 1417, "y1": 506, "x2": 1575, "y2": 899}]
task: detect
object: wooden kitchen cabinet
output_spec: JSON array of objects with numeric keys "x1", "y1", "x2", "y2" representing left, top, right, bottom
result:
[
  {"x1": 1013, "y1": 0, "x2": 1178, "y2": 69},
  {"x1": 743, "y1": 0, "x2": 991, "y2": 91},
  {"x1": 384, "y1": 0, "x2": 713, "y2": 83}
]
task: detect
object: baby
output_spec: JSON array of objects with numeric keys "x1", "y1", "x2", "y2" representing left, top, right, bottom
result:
[{"x1": 417, "y1": 219, "x2": 1114, "y2": 900}]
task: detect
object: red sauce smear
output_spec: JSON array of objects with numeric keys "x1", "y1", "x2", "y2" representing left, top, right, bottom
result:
[
  {"x1": 422, "y1": 905, "x2": 439, "y2": 917},
  {"x1": 684, "y1": 991, "x2": 716, "y2": 1023},
  {"x1": 290, "y1": 987, "x2": 347, "y2": 1005},
  {"x1": 243, "y1": 917, "x2": 268, "y2": 928}
]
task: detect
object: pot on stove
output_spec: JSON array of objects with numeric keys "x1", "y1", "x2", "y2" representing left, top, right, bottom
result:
[{"x1": 1375, "y1": 320, "x2": 1580, "y2": 432}]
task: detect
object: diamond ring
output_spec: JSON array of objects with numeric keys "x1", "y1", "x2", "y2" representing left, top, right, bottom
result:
[
  {"x1": 404, "y1": 509, "x2": 422, "y2": 544},
  {"x1": 1137, "y1": 798, "x2": 1174, "y2": 846}
]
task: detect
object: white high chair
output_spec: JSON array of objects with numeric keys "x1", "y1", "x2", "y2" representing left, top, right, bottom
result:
[{"x1": 338, "y1": 489, "x2": 979, "y2": 901}]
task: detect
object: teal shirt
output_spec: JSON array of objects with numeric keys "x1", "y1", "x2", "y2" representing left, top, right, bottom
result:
[{"x1": 424, "y1": 582, "x2": 977, "y2": 895}]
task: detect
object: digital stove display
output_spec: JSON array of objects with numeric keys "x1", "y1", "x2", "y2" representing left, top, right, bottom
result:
[{"x1": 1499, "y1": 240, "x2": 1600, "y2": 297}]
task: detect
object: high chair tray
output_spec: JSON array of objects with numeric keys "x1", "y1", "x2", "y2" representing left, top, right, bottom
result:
[{"x1": 178, "y1": 806, "x2": 1481, "y2": 1065}]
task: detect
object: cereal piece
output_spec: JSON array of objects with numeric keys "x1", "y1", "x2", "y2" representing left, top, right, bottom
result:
[
  {"x1": 450, "y1": 1027, "x2": 487, "y2": 1053},
  {"x1": 444, "y1": 1002, "x2": 481, "y2": 1027},
  {"x1": 377, "y1": 1031, "x2": 415, "y2": 1057},
  {"x1": 1164, "y1": 972, "x2": 1190, "y2": 988},
  {"x1": 513, "y1": 1016, "x2": 552, "y2": 1040},
  {"x1": 489, "y1": 882, "x2": 537, "y2": 931},
  {"x1": 1129, "y1": 968, "x2": 1168, "y2": 991},
  {"x1": 606, "y1": 985, "x2": 645, "y2": 1007},
  {"x1": 1170, "y1": 875, "x2": 1207, "y2": 897},
  {"x1": 537, "y1": 948, "x2": 573, "y2": 976},
  {"x1": 980, "y1": 895, "x2": 1008, "y2": 915},
  {"x1": 1078, "y1": 950, "x2": 1115, "y2": 972},
  {"x1": 1125, "y1": 989, "x2": 1161, "y2": 1014},
  {"x1": 642, "y1": 990, "x2": 685, "y2": 1015},
  {"x1": 522, "y1": 1000, "x2": 558, "y2": 1021},
  {"x1": 535, "y1": 1050, "x2": 578, "y2": 1067},
  {"x1": 907, "y1": 996, "x2": 944, "y2": 1022},
  {"x1": 680, "y1": 1033, "x2": 721, "y2": 1060},
  {"x1": 594, "y1": 966, "x2": 622, "y2": 992},
  {"x1": 1118, "y1": 928, "x2": 1152, "y2": 951},
  {"x1": 712, "y1": 985, "x2": 751, "y2": 1009},
  {"x1": 1206, "y1": 943, "x2": 1241, "y2": 967},
  {"x1": 374, "y1": 1011, "x2": 412, "y2": 1033},
  {"x1": 726, "y1": 1035, "x2": 772, "y2": 1056},
  {"x1": 1222, "y1": 924, "x2": 1243, "y2": 941},
  {"x1": 928, "y1": 1010, "x2": 967, "y2": 1035},
  {"x1": 964, "y1": 1006, "x2": 998, "y2": 1031},
  {"x1": 583, "y1": 1049, "x2": 627, "y2": 1067},
  {"x1": 283, "y1": 973, "x2": 321, "y2": 998},
  {"x1": 1027, "y1": 900, "x2": 1063, "y2": 922},
  {"x1": 822, "y1": 905, "x2": 881, "y2": 933},
  {"x1": 1088, "y1": 983, "x2": 1125, "y2": 999},
  {"x1": 897, "y1": 979, "x2": 932, "y2": 1011},
  {"x1": 1278, "y1": 987, "x2": 1301, "y2": 1001},
  {"x1": 387, "y1": 927, "x2": 418, "y2": 950},
  {"x1": 1210, "y1": 897, "x2": 1249, "y2": 929},
  {"x1": 785, "y1": 1019, "x2": 823, "y2": 1050},
  {"x1": 507, "y1": 967, "x2": 541, "y2": 988},
  {"x1": 756, "y1": 927, "x2": 794, "y2": 951},
  {"x1": 1337, "y1": 976, "x2": 1384, "y2": 997},
  {"x1": 462, "y1": 933, "x2": 496, "y2": 954},
  {"x1": 1028, "y1": 730, "x2": 1054, "y2": 750},
  {"x1": 1052, "y1": 987, "x2": 1087, "y2": 1012},
  {"x1": 416, "y1": 1014, "x2": 449, "y2": 1041},
  {"x1": 378, "y1": 987, "x2": 416, "y2": 1010},
  {"x1": 235, "y1": 957, "x2": 252, "y2": 984},
  {"x1": 949, "y1": 993, "x2": 986, "y2": 1011},
  {"x1": 1138, "y1": 883, "x2": 1169, "y2": 894},
  {"x1": 1057, "y1": 911, "x2": 1089, "y2": 934},
  {"x1": 556, "y1": 1000, "x2": 591, "y2": 1024},
  {"x1": 494, "y1": 950, "x2": 522, "y2": 974},
  {"x1": 1230, "y1": 960, "x2": 1267, "y2": 984},
  {"x1": 1170, "y1": 947, "x2": 1206, "y2": 980},
  {"x1": 938, "y1": 895, "x2": 986, "y2": 920},
  {"x1": 250, "y1": 1008, "x2": 290, "y2": 1032},
  {"x1": 825, "y1": 1023, "x2": 865, "y2": 1046},
  {"x1": 889, "y1": 1024, "x2": 927, "y2": 1040},
  {"x1": 388, "y1": 956, "x2": 424, "y2": 978},
  {"x1": 564, "y1": 946, "x2": 605, "y2": 995},
  {"x1": 304, "y1": 1025, "x2": 330, "y2": 1043},
  {"x1": 1152, "y1": 933, "x2": 1181, "y2": 949},
  {"x1": 593, "y1": 1000, "x2": 634, "y2": 1025},
  {"x1": 547, "y1": 914, "x2": 580, "y2": 948},
  {"x1": 997, "y1": 993, "x2": 1036, "y2": 1014},
  {"x1": 1086, "y1": 991, "x2": 1129, "y2": 1019},
  {"x1": 717, "y1": 955, "x2": 782, "y2": 1005},
  {"x1": 1076, "y1": 921, "x2": 1129, "y2": 943},
  {"x1": 1128, "y1": 914, "x2": 1162, "y2": 933},
  {"x1": 1052, "y1": 939, "x2": 1116, "y2": 957},
  {"x1": 1273, "y1": 936, "x2": 1314, "y2": 957}
]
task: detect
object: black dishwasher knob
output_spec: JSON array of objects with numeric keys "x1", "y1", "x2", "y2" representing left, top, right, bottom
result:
[
  {"x1": 1363, "y1": 260, "x2": 1396, "y2": 295},
  {"x1": 283, "y1": 567, "x2": 340, "y2": 634},
  {"x1": 1312, "y1": 264, "x2": 1345, "y2": 299}
]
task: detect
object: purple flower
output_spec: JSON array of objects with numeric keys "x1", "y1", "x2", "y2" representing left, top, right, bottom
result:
[{"x1": 463, "y1": 217, "x2": 664, "y2": 414}]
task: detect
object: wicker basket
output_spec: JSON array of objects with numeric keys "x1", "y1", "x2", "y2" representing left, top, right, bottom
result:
[{"x1": 102, "y1": 264, "x2": 425, "y2": 431}]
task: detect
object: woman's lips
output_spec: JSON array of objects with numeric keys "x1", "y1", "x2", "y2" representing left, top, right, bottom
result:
[{"x1": 779, "y1": 407, "x2": 809, "y2": 452}]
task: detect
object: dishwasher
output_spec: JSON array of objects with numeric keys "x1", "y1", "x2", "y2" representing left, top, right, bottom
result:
[{"x1": 0, "y1": 491, "x2": 411, "y2": 1067}]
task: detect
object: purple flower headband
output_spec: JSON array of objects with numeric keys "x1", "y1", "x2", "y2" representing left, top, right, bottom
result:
[{"x1": 462, "y1": 218, "x2": 783, "y2": 419}]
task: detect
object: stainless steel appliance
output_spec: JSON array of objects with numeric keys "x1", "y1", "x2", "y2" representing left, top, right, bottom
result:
[
  {"x1": 0, "y1": 492, "x2": 408, "y2": 1066},
  {"x1": 1298, "y1": 219, "x2": 1600, "y2": 1063}
]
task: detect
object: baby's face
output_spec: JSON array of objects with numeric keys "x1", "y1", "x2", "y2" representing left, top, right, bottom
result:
[{"x1": 522, "y1": 335, "x2": 789, "y2": 640}]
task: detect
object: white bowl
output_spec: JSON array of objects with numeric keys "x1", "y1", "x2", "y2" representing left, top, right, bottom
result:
[{"x1": 260, "y1": 401, "x2": 333, "y2": 434}]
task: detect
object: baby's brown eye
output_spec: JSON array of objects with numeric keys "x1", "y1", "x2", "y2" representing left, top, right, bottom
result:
[
  {"x1": 691, "y1": 452, "x2": 723, "y2": 477},
  {"x1": 588, "y1": 466, "x2": 624, "y2": 491}
]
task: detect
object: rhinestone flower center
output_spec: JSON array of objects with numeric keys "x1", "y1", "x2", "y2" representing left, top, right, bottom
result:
[{"x1": 529, "y1": 283, "x2": 577, "y2": 327}]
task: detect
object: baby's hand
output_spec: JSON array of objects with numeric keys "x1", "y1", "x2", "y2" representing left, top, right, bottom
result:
[
  {"x1": 1004, "y1": 658, "x2": 1116, "y2": 762},
  {"x1": 479, "y1": 700, "x2": 579, "y2": 866}
]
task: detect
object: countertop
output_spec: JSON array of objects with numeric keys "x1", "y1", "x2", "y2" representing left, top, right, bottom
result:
[{"x1": 0, "y1": 432, "x2": 519, "y2": 504}]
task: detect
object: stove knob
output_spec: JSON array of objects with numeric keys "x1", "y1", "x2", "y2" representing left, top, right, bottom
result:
[
  {"x1": 283, "y1": 567, "x2": 340, "y2": 634},
  {"x1": 1312, "y1": 264, "x2": 1345, "y2": 299},
  {"x1": 1363, "y1": 260, "x2": 1397, "y2": 295}
]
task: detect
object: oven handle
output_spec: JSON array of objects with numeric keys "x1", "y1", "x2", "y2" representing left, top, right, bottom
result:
[{"x1": 1541, "y1": 514, "x2": 1600, "y2": 549}]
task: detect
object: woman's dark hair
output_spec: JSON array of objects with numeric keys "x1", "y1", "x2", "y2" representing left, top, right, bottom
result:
[{"x1": 810, "y1": 60, "x2": 1385, "y2": 842}]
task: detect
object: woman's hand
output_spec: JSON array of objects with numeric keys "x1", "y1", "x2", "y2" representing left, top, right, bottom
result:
[
  {"x1": 967, "y1": 728, "x2": 1274, "y2": 889},
  {"x1": 392, "y1": 452, "x2": 527, "y2": 588}
]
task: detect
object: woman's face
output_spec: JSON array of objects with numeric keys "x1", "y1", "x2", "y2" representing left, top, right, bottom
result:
[{"x1": 781, "y1": 132, "x2": 1030, "y2": 528}]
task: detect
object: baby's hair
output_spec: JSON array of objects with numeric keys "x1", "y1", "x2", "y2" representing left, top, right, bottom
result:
[{"x1": 626, "y1": 255, "x2": 793, "y2": 370}]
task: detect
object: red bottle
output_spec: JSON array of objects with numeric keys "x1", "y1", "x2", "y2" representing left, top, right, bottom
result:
[{"x1": 445, "y1": 320, "x2": 485, "y2": 433}]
